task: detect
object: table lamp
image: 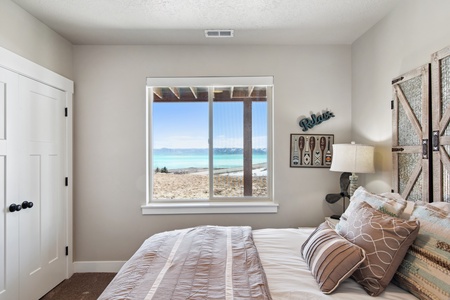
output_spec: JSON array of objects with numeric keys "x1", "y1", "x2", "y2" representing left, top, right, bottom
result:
[{"x1": 326, "y1": 141, "x2": 375, "y2": 218}]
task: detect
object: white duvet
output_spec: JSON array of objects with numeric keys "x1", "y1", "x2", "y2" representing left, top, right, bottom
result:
[{"x1": 253, "y1": 228, "x2": 418, "y2": 300}]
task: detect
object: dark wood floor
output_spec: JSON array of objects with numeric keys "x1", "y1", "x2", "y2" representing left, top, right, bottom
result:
[{"x1": 40, "y1": 273, "x2": 116, "y2": 300}]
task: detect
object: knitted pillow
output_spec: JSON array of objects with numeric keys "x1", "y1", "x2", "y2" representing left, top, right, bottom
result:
[{"x1": 392, "y1": 201, "x2": 450, "y2": 300}]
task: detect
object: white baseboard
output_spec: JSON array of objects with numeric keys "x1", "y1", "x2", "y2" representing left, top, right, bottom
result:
[{"x1": 73, "y1": 261, "x2": 126, "y2": 273}]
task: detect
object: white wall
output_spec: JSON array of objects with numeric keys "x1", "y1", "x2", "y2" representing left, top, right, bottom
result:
[
  {"x1": 7, "y1": 0, "x2": 450, "y2": 265},
  {"x1": 0, "y1": 0, "x2": 73, "y2": 79},
  {"x1": 73, "y1": 45, "x2": 351, "y2": 261},
  {"x1": 14, "y1": 0, "x2": 446, "y2": 264},
  {"x1": 352, "y1": 0, "x2": 450, "y2": 193}
]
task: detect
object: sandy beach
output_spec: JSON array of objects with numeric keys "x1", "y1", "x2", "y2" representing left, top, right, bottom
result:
[{"x1": 153, "y1": 165, "x2": 267, "y2": 199}]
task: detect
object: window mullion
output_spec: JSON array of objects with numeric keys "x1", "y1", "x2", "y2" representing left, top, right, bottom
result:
[
  {"x1": 208, "y1": 86, "x2": 214, "y2": 201},
  {"x1": 243, "y1": 98, "x2": 253, "y2": 196},
  {"x1": 147, "y1": 87, "x2": 153, "y2": 205}
]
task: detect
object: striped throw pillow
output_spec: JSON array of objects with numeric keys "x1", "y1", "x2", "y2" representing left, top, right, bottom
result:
[{"x1": 301, "y1": 222, "x2": 366, "y2": 294}]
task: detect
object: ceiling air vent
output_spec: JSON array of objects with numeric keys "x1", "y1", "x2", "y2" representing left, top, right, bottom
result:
[{"x1": 205, "y1": 30, "x2": 234, "y2": 38}]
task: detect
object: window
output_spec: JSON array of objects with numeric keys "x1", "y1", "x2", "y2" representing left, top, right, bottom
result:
[{"x1": 144, "y1": 77, "x2": 276, "y2": 214}]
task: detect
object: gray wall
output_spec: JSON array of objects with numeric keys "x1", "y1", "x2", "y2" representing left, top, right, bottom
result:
[
  {"x1": 7, "y1": 0, "x2": 450, "y2": 264},
  {"x1": 72, "y1": 45, "x2": 352, "y2": 261},
  {"x1": 0, "y1": 0, "x2": 73, "y2": 79},
  {"x1": 352, "y1": 0, "x2": 450, "y2": 193}
]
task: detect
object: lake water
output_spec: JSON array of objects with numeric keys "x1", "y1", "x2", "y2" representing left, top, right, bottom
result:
[{"x1": 153, "y1": 153, "x2": 267, "y2": 170}]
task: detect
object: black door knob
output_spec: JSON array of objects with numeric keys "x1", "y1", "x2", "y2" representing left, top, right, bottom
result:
[
  {"x1": 9, "y1": 203, "x2": 22, "y2": 212},
  {"x1": 22, "y1": 201, "x2": 34, "y2": 209}
]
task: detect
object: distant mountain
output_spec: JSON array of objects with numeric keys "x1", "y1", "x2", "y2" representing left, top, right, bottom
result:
[
  {"x1": 214, "y1": 148, "x2": 267, "y2": 155},
  {"x1": 154, "y1": 148, "x2": 267, "y2": 155}
]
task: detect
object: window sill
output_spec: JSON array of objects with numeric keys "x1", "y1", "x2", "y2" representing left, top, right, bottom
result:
[{"x1": 141, "y1": 202, "x2": 279, "y2": 215}]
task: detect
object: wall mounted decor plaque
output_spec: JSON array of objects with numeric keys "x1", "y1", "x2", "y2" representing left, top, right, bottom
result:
[
  {"x1": 290, "y1": 134, "x2": 334, "y2": 168},
  {"x1": 298, "y1": 110, "x2": 335, "y2": 132}
]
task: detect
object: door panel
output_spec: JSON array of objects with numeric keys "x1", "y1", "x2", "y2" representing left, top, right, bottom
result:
[
  {"x1": 0, "y1": 82, "x2": 5, "y2": 140},
  {"x1": 392, "y1": 64, "x2": 430, "y2": 201},
  {"x1": 18, "y1": 76, "x2": 66, "y2": 300},
  {"x1": 0, "y1": 68, "x2": 19, "y2": 300},
  {"x1": 20, "y1": 155, "x2": 41, "y2": 276},
  {"x1": 432, "y1": 46, "x2": 450, "y2": 202}
]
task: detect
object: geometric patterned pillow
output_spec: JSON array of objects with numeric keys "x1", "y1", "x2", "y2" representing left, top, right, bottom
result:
[
  {"x1": 336, "y1": 202, "x2": 420, "y2": 296},
  {"x1": 336, "y1": 186, "x2": 408, "y2": 233},
  {"x1": 301, "y1": 222, "x2": 366, "y2": 294},
  {"x1": 392, "y1": 201, "x2": 450, "y2": 300}
]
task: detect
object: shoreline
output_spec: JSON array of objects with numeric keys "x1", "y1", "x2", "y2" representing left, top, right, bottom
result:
[{"x1": 161, "y1": 162, "x2": 267, "y2": 175}]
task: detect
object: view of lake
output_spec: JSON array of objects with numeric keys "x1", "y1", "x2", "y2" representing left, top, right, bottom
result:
[{"x1": 152, "y1": 148, "x2": 267, "y2": 170}]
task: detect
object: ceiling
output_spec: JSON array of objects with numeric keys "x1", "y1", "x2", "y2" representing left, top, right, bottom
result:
[{"x1": 11, "y1": 0, "x2": 403, "y2": 45}]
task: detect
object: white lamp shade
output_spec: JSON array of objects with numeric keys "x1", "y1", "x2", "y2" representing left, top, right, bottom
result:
[{"x1": 330, "y1": 143, "x2": 375, "y2": 173}]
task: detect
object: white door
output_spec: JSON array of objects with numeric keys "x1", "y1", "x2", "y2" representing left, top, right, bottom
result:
[
  {"x1": 0, "y1": 67, "x2": 20, "y2": 300},
  {"x1": 18, "y1": 76, "x2": 67, "y2": 300}
]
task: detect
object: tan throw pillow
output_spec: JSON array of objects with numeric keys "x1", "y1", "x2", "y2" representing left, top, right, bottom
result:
[
  {"x1": 336, "y1": 201, "x2": 419, "y2": 296},
  {"x1": 301, "y1": 222, "x2": 366, "y2": 294}
]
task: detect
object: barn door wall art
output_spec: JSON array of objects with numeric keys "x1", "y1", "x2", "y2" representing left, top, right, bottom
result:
[
  {"x1": 392, "y1": 45, "x2": 450, "y2": 203},
  {"x1": 391, "y1": 64, "x2": 430, "y2": 202},
  {"x1": 432, "y1": 47, "x2": 450, "y2": 202}
]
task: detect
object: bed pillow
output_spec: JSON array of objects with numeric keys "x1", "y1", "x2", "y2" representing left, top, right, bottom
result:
[
  {"x1": 336, "y1": 186, "x2": 407, "y2": 233},
  {"x1": 336, "y1": 201, "x2": 419, "y2": 296},
  {"x1": 392, "y1": 201, "x2": 450, "y2": 300},
  {"x1": 301, "y1": 222, "x2": 366, "y2": 294},
  {"x1": 428, "y1": 201, "x2": 450, "y2": 212}
]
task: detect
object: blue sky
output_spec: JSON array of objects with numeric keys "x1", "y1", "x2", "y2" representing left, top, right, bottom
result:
[{"x1": 152, "y1": 101, "x2": 267, "y2": 149}]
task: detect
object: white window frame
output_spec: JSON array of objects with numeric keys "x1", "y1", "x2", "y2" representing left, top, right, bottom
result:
[{"x1": 142, "y1": 76, "x2": 277, "y2": 215}]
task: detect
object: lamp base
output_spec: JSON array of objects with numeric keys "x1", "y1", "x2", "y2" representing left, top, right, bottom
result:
[{"x1": 349, "y1": 173, "x2": 359, "y2": 196}]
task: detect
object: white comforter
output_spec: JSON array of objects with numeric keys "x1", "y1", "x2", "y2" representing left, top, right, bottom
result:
[{"x1": 253, "y1": 228, "x2": 418, "y2": 300}]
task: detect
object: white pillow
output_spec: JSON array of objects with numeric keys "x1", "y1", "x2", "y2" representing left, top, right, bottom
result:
[
  {"x1": 336, "y1": 186, "x2": 408, "y2": 232},
  {"x1": 428, "y1": 201, "x2": 450, "y2": 212}
]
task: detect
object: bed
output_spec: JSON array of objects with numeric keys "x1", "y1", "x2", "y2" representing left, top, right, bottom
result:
[{"x1": 99, "y1": 187, "x2": 450, "y2": 299}]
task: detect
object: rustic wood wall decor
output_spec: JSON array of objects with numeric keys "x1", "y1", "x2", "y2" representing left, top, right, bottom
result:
[
  {"x1": 298, "y1": 110, "x2": 335, "y2": 132},
  {"x1": 391, "y1": 64, "x2": 430, "y2": 202},
  {"x1": 391, "y1": 44, "x2": 450, "y2": 203},
  {"x1": 290, "y1": 134, "x2": 334, "y2": 168},
  {"x1": 432, "y1": 47, "x2": 450, "y2": 202}
]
